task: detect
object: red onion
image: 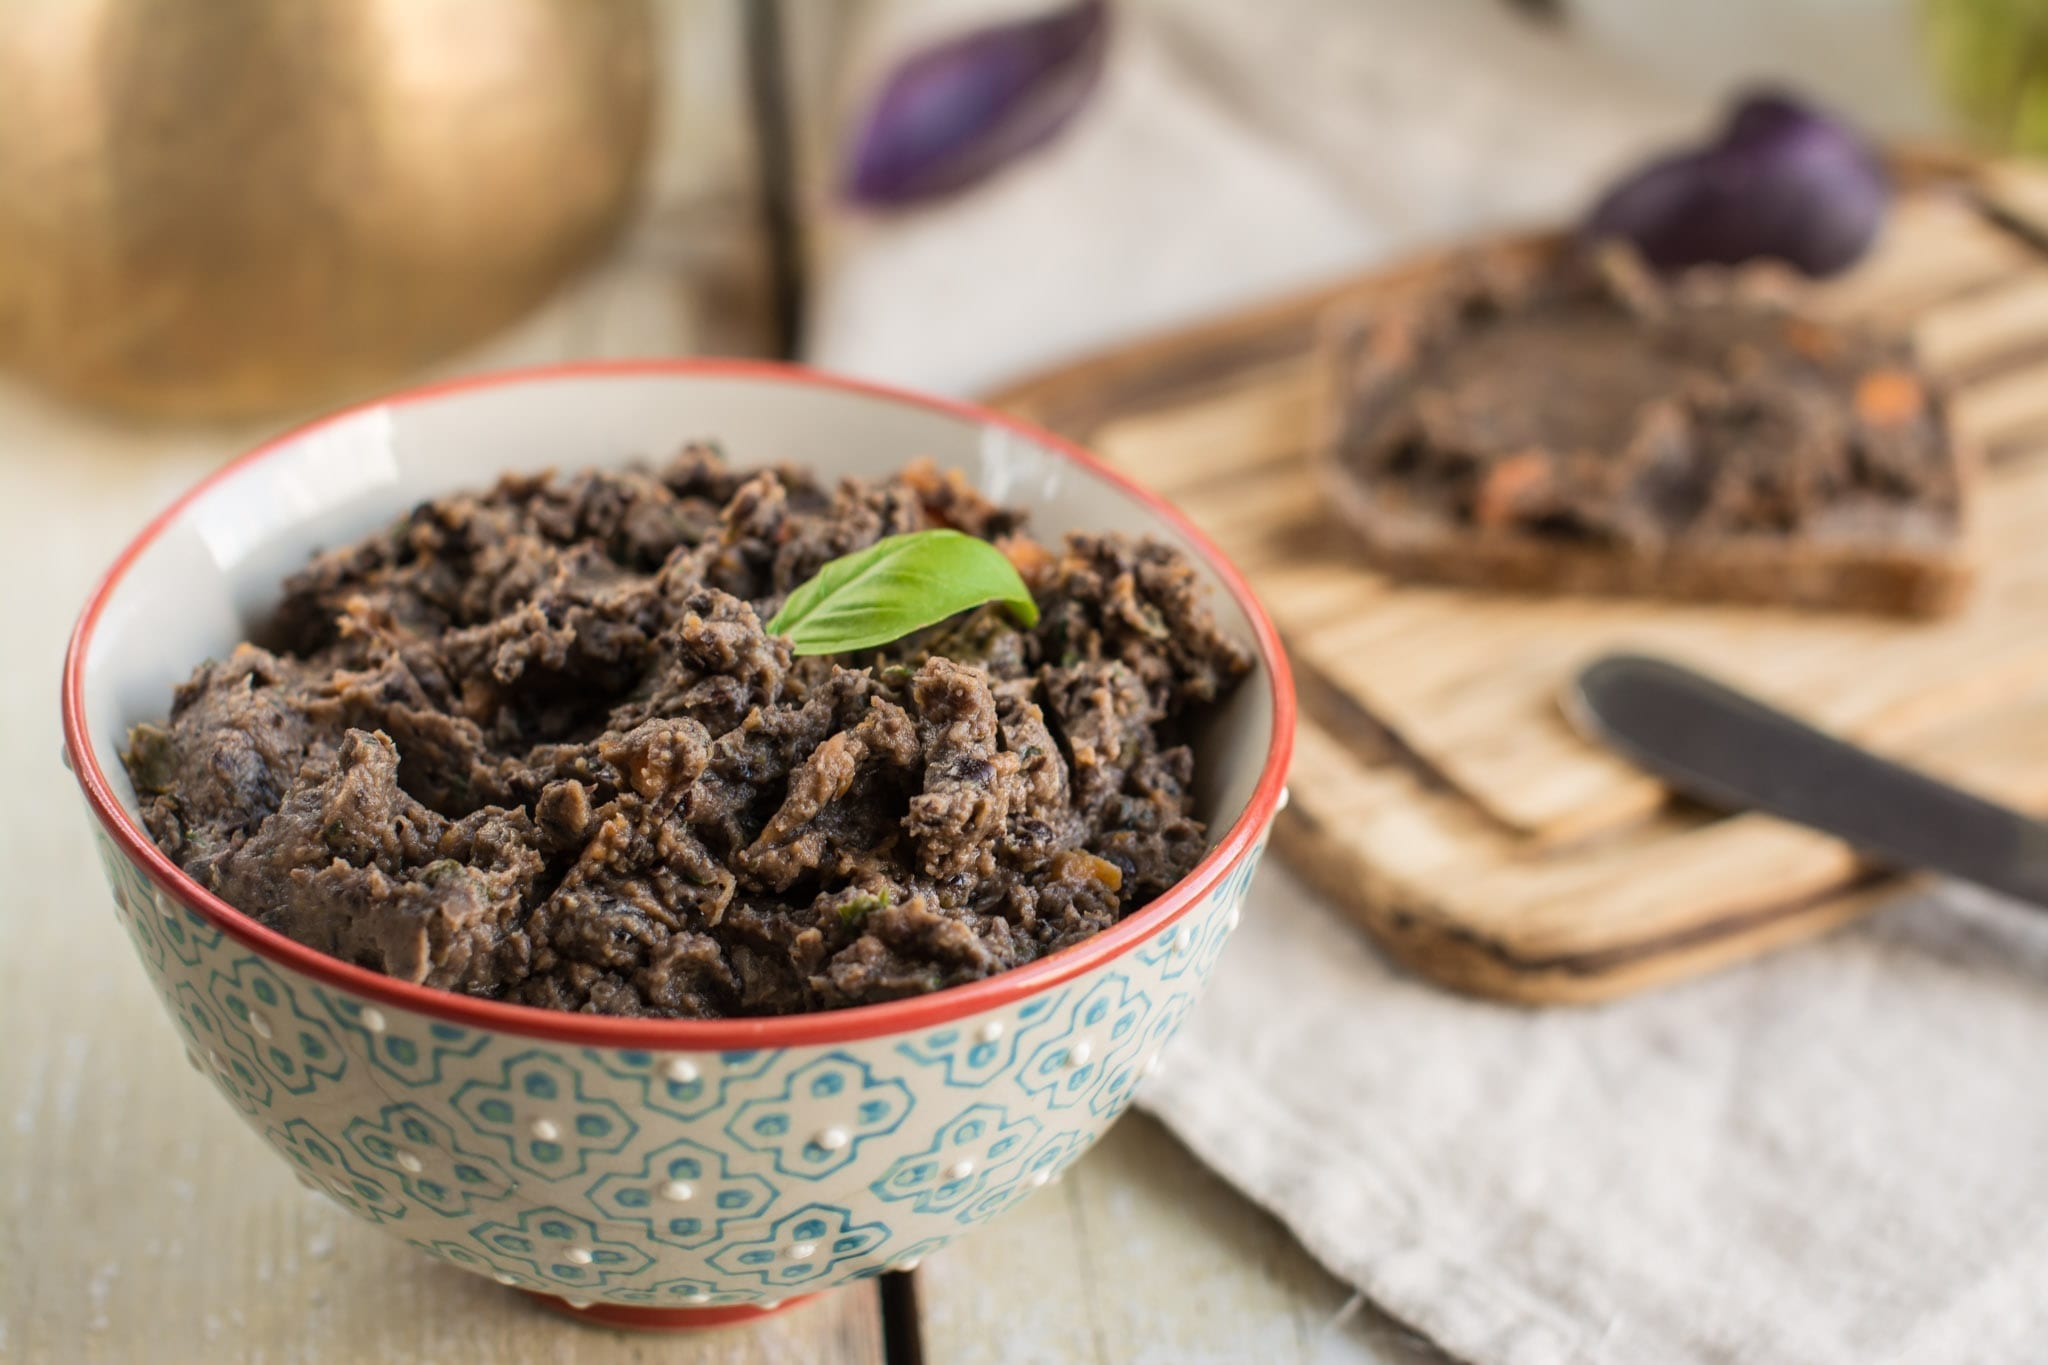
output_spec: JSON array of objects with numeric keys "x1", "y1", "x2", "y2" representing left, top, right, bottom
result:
[
  {"x1": 1585, "y1": 90, "x2": 1888, "y2": 278},
  {"x1": 845, "y1": 0, "x2": 1110, "y2": 207}
]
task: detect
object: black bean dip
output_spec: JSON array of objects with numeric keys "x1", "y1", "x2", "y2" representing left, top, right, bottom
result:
[
  {"x1": 1337, "y1": 245, "x2": 1958, "y2": 546},
  {"x1": 123, "y1": 448, "x2": 1251, "y2": 1018}
]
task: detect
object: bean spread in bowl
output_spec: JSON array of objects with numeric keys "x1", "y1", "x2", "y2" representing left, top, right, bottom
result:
[{"x1": 122, "y1": 448, "x2": 1251, "y2": 1018}]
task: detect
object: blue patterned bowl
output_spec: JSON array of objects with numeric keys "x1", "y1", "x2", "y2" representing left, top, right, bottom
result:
[{"x1": 63, "y1": 361, "x2": 1294, "y2": 1330}]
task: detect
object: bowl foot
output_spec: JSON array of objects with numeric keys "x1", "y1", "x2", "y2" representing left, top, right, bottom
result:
[{"x1": 522, "y1": 1289, "x2": 823, "y2": 1332}]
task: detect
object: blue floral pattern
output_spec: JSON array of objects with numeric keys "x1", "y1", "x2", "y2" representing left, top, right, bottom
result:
[
  {"x1": 956, "y1": 1129, "x2": 1092, "y2": 1224},
  {"x1": 208, "y1": 960, "x2": 347, "y2": 1097},
  {"x1": 707, "y1": 1202, "x2": 890, "y2": 1289},
  {"x1": 469, "y1": 1207, "x2": 654, "y2": 1288},
  {"x1": 893, "y1": 994, "x2": 1061, "y2": 1088},
  {"x1": 1016, "y1": 974, "x2": 1152, "y2": 1111},
  {"x1": 266, "y1": 1118, "x2": 407, "y2": 1224},
  {"x1": 328, "y1": 998, "x2": 490, "y2": 1089},
  {"x1": 586, "y1": 1047, "x2": 779, "y2": 1120},
  {"x1": 159, "y1": 898, "x2": 226, "y2": 972},
  {"x1": 99, "y1": 840, "x2": 168, "y2": 975},
  {"x1": 587, "y1": 1137, "x2": 776, "y2": 1248},
  {"x1": 84, "y1": 808, "x2": 1268, "y2": 1307},
  {"x1": 345, "y1": 1103, "x2": 517, "y2": 1216},
  {"x1": 871, "y1": 1104, "x2": 1041, "y2": 1215},
  {"x1": 453, "y1": 1050, "x2": 638, "y2": 1177},
  {"x1": 176, "y1": 982, "x2": 270, "y2": 1116},
  {"x1": 726, "y1": 1053, "x2": 913, "y2": 1179}
]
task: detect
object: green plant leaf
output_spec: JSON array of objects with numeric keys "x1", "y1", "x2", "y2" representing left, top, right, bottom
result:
[{"x1": 767, "y1": 528, "x2": 1039, "y2": 656}]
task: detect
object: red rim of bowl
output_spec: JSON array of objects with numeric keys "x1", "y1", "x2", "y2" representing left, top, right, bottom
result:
[{"x1": 62, "y1": 358, "x2": 1296, "y2": 1050}]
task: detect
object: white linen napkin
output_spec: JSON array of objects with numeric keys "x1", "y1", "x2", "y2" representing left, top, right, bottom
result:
[
  {"x1": 798, "y1": 3, "x2": 2048, "y2": 1360},
  {"x1": 1151, "y1": 863, "x2": 2048, "y2": 1365}
]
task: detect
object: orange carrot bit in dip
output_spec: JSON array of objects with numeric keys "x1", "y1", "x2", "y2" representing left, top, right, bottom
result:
[
  {"x1": 997, "y1": 533, "x2": 1056, "y2": 585},
  {"x1": 1473, "y1": 451, "x2": 1552, "y2": 530},
  {"x1": 1051, "y1": 849, "x2": 1123, "y2": 892},
  {"x1": 1854, "y1": 369, "x2": 1926, "y2": 427}
]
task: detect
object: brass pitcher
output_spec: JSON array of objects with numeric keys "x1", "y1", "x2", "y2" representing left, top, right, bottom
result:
[{"x1": 0, "y1": 0, "x2": 654, "y2": 420}]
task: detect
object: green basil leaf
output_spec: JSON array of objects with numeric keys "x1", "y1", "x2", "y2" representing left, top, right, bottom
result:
[{"x1": 767, "y1": 528, "x2": 1039, "y2": 655}]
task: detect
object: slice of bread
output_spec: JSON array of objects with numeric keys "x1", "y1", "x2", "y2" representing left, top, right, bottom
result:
[{"x1": 1313, "y1": 239, "x2": 1975, "y2": 617}]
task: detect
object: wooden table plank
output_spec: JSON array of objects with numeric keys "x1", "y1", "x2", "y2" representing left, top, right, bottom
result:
[{"x1": 913, "y1": 1115, "x2": 1445, "y2": 1365}]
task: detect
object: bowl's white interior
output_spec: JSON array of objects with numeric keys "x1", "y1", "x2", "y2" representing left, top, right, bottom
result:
[{"x1": 83, "y1": 370, "x2": 1274, "y2": 855}]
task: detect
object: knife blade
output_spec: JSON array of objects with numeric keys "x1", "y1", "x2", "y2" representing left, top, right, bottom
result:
[{"x1": 1567, "y1": 652, "x2": 2048, "y2": 909}]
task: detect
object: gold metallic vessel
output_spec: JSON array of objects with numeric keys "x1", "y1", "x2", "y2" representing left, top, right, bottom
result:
[{"x1": 0, "y1": 0, "x2": 654, "y2": 419}]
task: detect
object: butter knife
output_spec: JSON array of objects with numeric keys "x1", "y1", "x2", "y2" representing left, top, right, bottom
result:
[{"x1": 1567, "y1": 652, "x2": 2048, "y2": 907}]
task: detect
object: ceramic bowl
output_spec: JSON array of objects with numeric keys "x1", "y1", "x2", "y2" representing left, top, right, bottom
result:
[{"x1": 61, "y1": 361, "x2": 1295, "y2": 1331}]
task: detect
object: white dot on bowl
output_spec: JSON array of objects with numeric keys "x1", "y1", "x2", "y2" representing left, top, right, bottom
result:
[
  {"x1": 1065, "y1": 1041, "x2": 1092, "y2": 1068},
  {"x1": 812, "y1": 1126, "x2": 849, "y2": 1152},
  {"x1": 1277, "y1": 785, "x2": 1292, "y2": 813},
  {"x1": 785, "y1": 1242, "x2": 816, "y2": 1261},
  {"x1": 891, "y1": 1257, "x2": 923, "y2": 1273},
  {"x1": 395, "y1": 1150, "x2": 424, "y2": 1174},
  {"x1": 684, "y1": 1290, "x2": 711, "y2": 1304},
  {"x1": 206, "y1": 1049, "x2": 226, "y2": 1074},
  {"x1": 976, "y1": 1020, "x2": 1004, "y2": 1044},
  {"x1": 1028, "y1": 1169, "x2": 1050, "y2": 1188},
  {"x1": 248, "y1": 1012, "x2": 274, "y2": 1040},
  {"x1": 761, "y1": 1299, "x2": 782, "y2": 1311},
  {"x1": 660, "y1": 1180, "x2": 695, "y2": 1203},
  {"x1": 1226, "y1": 905, "x2": 1241, "y2": 931},
  {"x1": 360, "y1": 1007, "x2": 388, "y2": 1034},
  {"x1": 565, "y1": 1297, "x2": 593, "y2": 1310},
  {"x1": 530, "y1": 1118, "x2": 560, "y2": 1142},
  {"x1": 943, "y1": 1159, "x2": 974, "y2": 1181},
  {"x1": 565, "y1": 1247, "x2": 594, "y2": 1266},
  {"x1": 1141, "y1": 1051, "x2": 1162, "y2": 1078},
  {"x1": 493, "y1": 1273, "x2": 517, "y2": 1286},
  {"x1": 663, "y1": 1057, "x2": 699, "y2": 1085}
]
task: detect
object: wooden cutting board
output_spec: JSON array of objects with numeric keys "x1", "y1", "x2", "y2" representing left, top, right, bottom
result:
[{"x1": 992, "y1": 156, "x2": 2048, "y2": 1004}]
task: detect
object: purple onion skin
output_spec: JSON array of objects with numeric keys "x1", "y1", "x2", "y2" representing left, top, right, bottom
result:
[
  {"x1": 1585, "y1": 90, "x2": 1888, "y2": 278},
  {"x1": 845, "y1": 0, "x2": 1110, "y2": 207}
]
